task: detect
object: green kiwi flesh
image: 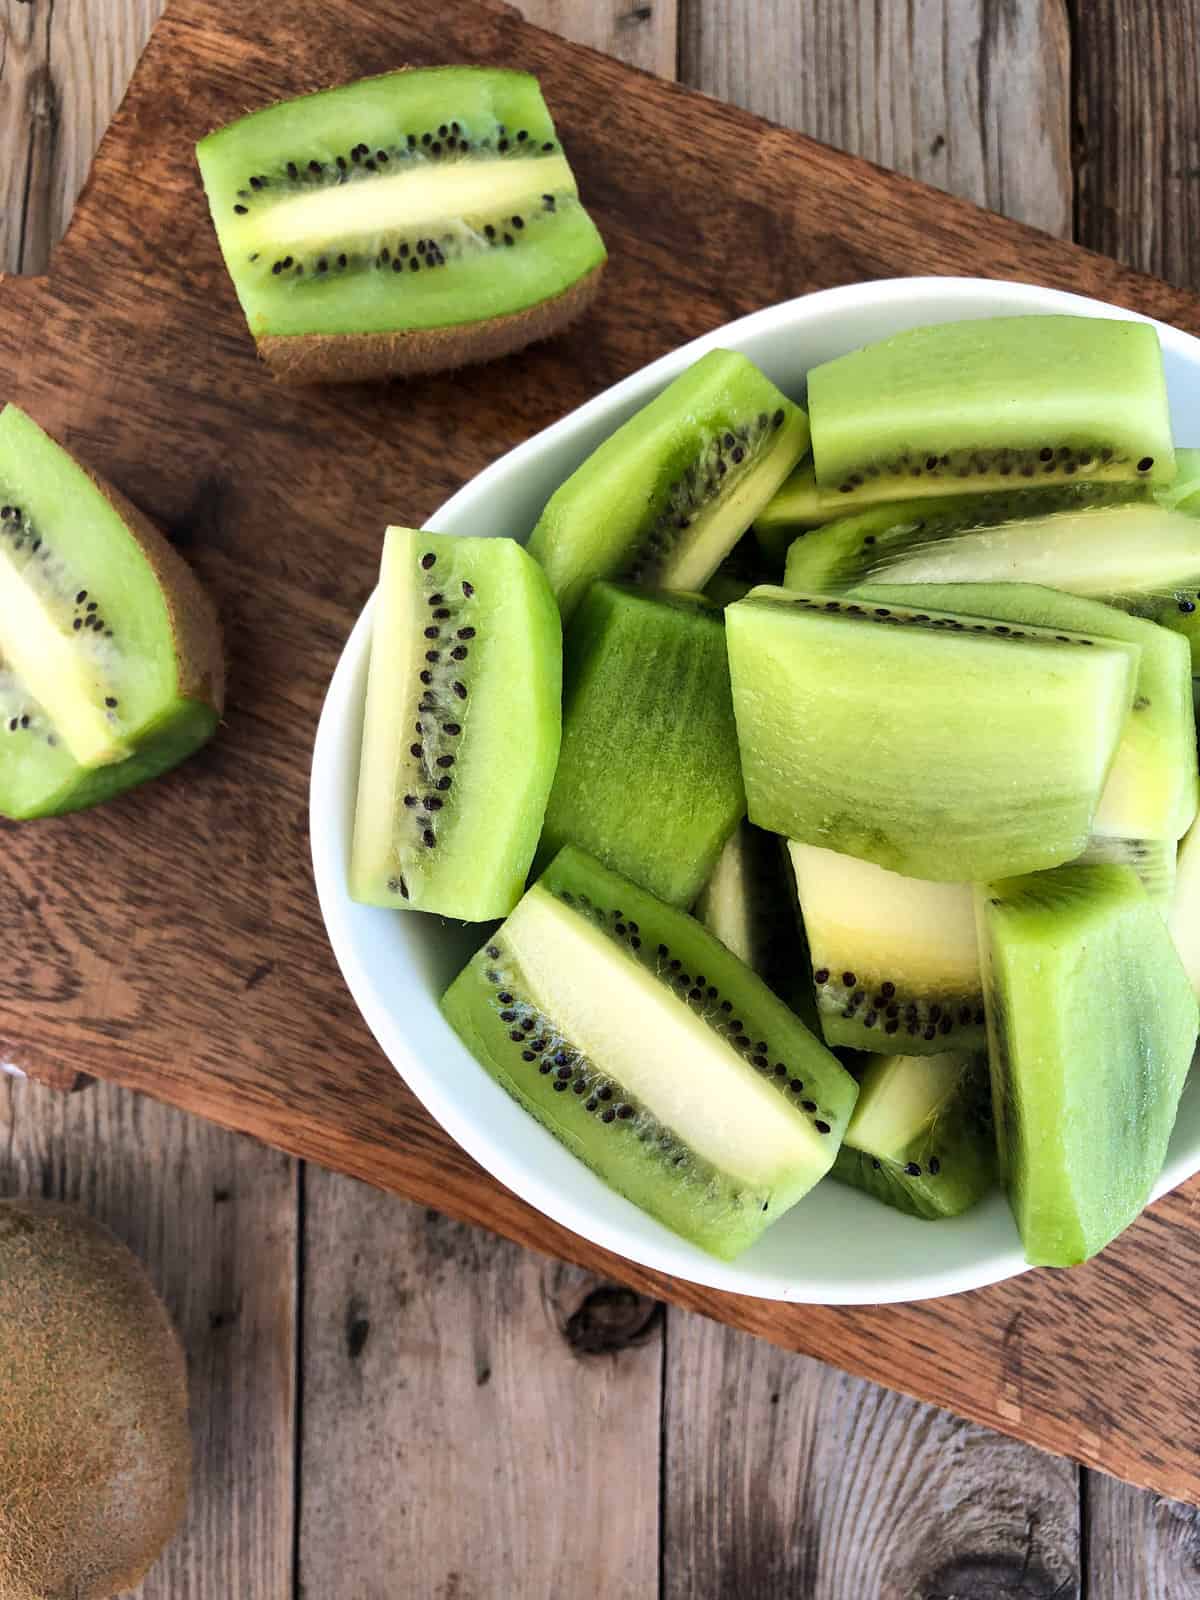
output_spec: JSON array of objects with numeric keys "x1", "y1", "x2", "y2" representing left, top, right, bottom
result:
[
  {"x1": 0, "y1": 404, "x2": 223, "y2": 820},
  {"x1": 350, "y1": 527, "x2": 561, "y2": 920},
  {"x1": 703, "y1": 534, "x2": 775, "y2": 608},
  {"x1": 788, "y1": 842, "x2": 985, "y2": 1054},
  {"x1": 442, "y1": 846, "x2": 858, "y2": 1259},
  {"x1": 534, "y1": 583, "x2": 743, "y2": 908},
  {"x1": 1077, "y1": 833, "x2": 1177, "y2": 914},
  {"x1": 977, "y1": 863, "x2": 1198, "y2": 1266},
  {"x1": 726, "y1": 586, "x2": 1138, "y2": 881},
  {"x1": 806, "y1": 316, "x2": 1175, "y2": 506},
  {"x1": 851, "y1": 581, "x2": 1198, "y2": 843},
  {"x1": 1156, "y1": 446, "x2": 1200, "y2": 512},
  {"x1": 1169, "y1": 818, "x2": 1200, "y2": 999},
  {"x1": 753, "y1": 460, "x2": 827, "y2": 561},
  {"x1": 832, "y1": 1052, "x2": 995, "y2": 1219},
  {"x1": 527, "y1": 350, "x2": 809, "y2": 620},
  {"x1": 196, "y1": 68, "x2": 606, "y2": 375}
]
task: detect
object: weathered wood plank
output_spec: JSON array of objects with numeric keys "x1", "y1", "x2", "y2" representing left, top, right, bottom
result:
[
  {"x1": 0, "y1": 1074, "x2": 298, "y2": 1598},
  {"x1": 678, "y1": 0, "x2": 1072, "y2": 235},
  {"x1": 517, "y1": 0, "x2": 678, "y2": 78},
  {"x1": 1087, "y1": 1476, "x2": 1200, "y2": 1600},
  {"x1": 299, "y1": 1174, "x2": 662, "y2": 1599}
]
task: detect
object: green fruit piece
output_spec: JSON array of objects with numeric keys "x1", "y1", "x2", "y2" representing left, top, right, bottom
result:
[
  {"x1": 534, "y1": 583, "x2": 743, "y2": 907},
  {"x1": 196, "y1": 68, "x2": 606, "y2": 382},
  {"x1": 753, "y1": 460, "x2": 827, "y2": 561},
  {"x1": 443, "y1": 846, "x2": 858, "y2": 1259},
  {"x1": 977, "y1": 863, "x2": 1198, "y2": 1267},
  {"x1": 528, "y1": 350, "x2": 809, "y2": 620},
  {"x1": 831, "y1": 1052, "x2": 995, "y2": 1219},
  {"x1": 703, "y1": 533, "x2": 775, "y2": 607},
  {"x1": 1156, "y1": 446, "x2": 1200, "y2": 512},
  {"x1": 807, "y1": 316, "x2": 1175, "y2": 508},
  {"x1": 852, "y1": 581, "x2": 1198, "y2": 843},
  {"x1": 788, "y1": 842, "x2": 985, "y2": 1055},
  {"x1": 1077, "y1": 834, "x2": 1177, "y2": 915},
  {"x1": 350, "y1": 527, "x2": 561, "y2": 920},
  {"x1": 726, "y1": 586, "x2": 1138, "y2": 881},
  {"x1": 0, "y1": 405, "x2": 223, "y2": 820},
  {"x1": 1169, "y1": 817, "x2": 1200, "y2": 999}
]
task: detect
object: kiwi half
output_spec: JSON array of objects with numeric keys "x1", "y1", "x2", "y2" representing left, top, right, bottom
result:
[
  {"x1": 726, "y1": 586, "x2": 1139, "y2": 882},
  {"x1": 350, "y1": 527, "x2": 560, "y2": 920},
  {"x1": 977, "y1": 863, "x2": 1198, "y2": 1266},
  {"x1": 534, "y1": 583, "x2": 743, "y2": 908},
  {"x1": 806, "y1": 316, "x2": 1175, "y2": 507},
  {"x1": 442, "y1": 846, "x2": 858, "y2": 1260},
  {"x1": 788, "y1": 842, "x2": 985, "y2": 1055},
  {"x1": 528, "y1": 350, "x2": 809, "y2": 620},
  {"x1": 197, "y1": 68, "x2": 606, "y2": 383},
  {"x1": 0, "y1": 404, "x2": 223, "y2": 819}
]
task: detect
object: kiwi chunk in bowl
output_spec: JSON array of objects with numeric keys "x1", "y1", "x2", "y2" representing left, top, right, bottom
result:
[{"x1": 311, "y1": 277, "x2": 1200, "y2": 1305}]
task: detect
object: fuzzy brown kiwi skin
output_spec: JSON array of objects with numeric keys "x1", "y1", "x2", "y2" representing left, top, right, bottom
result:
[
  {"x1": 0, "y1": 1198, "x2": 191, "y2": 1600},
  {"x1": 257, "y1": 260, "x2": 605, "y2": 385}
]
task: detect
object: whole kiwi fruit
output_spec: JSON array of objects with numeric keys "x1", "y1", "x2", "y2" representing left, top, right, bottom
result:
[{"x1": 0, "y1": 1198, "x2": 191, "y2": 1599}]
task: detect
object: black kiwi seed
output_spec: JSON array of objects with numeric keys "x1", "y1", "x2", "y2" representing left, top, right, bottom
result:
[
  {"x1": 462, "y1": 581, "x2": 474, "y2": 597},
  {"x1": 904, "y1": 1162, "x2": 922, "y2": 1177},
  {"x1": 443, "y1": 722, "x2": 462, "y2": 736},
  {"x1": 423, "y1": 829, "x2": 437, "y2": 847},
  {"x1": 813, "y1": 968, "x2": 830, "y2": 984},
  {"x1": 453, "y1": 682, "x2": 468, "y2": 700},
  {"x1": 1138, "y1": 456, "x2": 1154, "y2": 472},
  {"x1": 601, "y1": 1109, "x2": 616, "y2": 1123},
  {"x1": 815, "y1": 1121, "x2": 831, "y2": 1134}
]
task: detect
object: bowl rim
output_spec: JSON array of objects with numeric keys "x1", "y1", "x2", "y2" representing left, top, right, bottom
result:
[{"x1": 311, "y1": 274, "x2": 1200, "y2": 1305}]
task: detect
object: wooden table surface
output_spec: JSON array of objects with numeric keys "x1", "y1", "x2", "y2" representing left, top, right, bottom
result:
[{"x1": 4, "y1": 1, "x2": 1200, "y2": 1594}]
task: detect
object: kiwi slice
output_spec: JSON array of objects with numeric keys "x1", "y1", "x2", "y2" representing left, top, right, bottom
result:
[
  {"x1": 527, "y1": 350, "x2": 809, "y2": 620},
  {"x1": 1170, "y1": 819, "x2": 1200, "y2": 998},
  {"x1": 1077, "y1": 834, "x2": 1177, "y2": 913},
  {"x1": 806, "y1": 316, "x2": 1175, "y2": 508},
  {"x1": 977, "y1": 863, "x2": 1198, "y2": 1266},
  {"x1": 788, "y1": 841, "x2": 985, "y2": 1055},
  {"x1": 1156, "y1": 446, "x2": 1200, "y2": 512},
  {"x1": 753, "y1": 460, "x2": 828, "y2": 562},
  {"x1": 831, "y1": 1052, "x2": 995, "y2": 1219},
  {"x1": 196, "y1": 68, "x2": 606, "y2": 383},
  {"x1": 443, "y1": 846, "x2": 858, "y2": 1260},
  {"x1": 0, "y1": 404, "x2": 223, "y2": 820},
  {"x1": 350, "y1": 527, "x2": 560, "y2": 920},
  {"x1": 726, "y1": 586, "x2": 1139, "y2": 881},
  {"x1": 852, "y1": 581, "x2": 1198, "y2": 844},
  {"x1": 703, "y1": 533, "x2": 775, "y2": 607},
  {"x1": 534, "y1": 582, "x2": 743, "y2": 908}
]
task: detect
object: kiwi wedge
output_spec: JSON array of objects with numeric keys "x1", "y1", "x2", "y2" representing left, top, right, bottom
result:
[
  {"x1": 703, "y1": 533, "x2": 775, "y2": 607},
  {"x1": 0, "y1": 1199, "x2": 190, "y2": 1599},
  {"x1": 442, "y1": 846, "x2": 858, "y2": 1260},
  {"x1": 1078, "y1": 833, "x2": 1177, "y2": 914},
  {"x1": 851, "y1": 581, "x2": 1198, "y2": 844},
  {"x1": 977, "y1": 863, "x2": 1198, "y2": 1267},
  {"x1": 831, "y1": 1052, "x2": 995, "y2": 1220},
  {"x1": 1169, "y1": 818, "x2": 1200, "y2": 998},
  {"x1": 1156, "y1": 446, "x2": 1200, "y2": 512},
  {"x1": 534, "y1": 583, "x2": 743, "y2": 908},
  {"x1": 528, "y1": 350, "x2": 809, "y2": 620},
  {"x1": 726, "y1": 586, "x2": 1139, "y2": 881},
  {"x1": 753, "y1": 460, "x2": 827, "y2": 562},
  {"x1": 196, "y1": 68, "x2": 606, "y2": 383},
  {"x1": 0, "y1": 404, "x2": 223, "y2": 819},
  {"x1": 350, "y1": 527, "x2": 560, "y2": 920},
  {"x1": 806, "y1": 316, "x2": 1175, "y2": 507},
  {"x1": 788, "y1": 842, "x2": 985, "y2": 1055}
]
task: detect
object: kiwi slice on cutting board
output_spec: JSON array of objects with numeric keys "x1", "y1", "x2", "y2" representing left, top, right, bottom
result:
[
  {"x1": 196, "y1": 67, "x2": 606, "y2": 383},
  {"x1": 806, "y1": 315, "x2": 1175, "y2": 508},
  {"x1": 1169, "y1": 818, "x2": 1200, "y2": 998},
  {"x1": 350, "y1": 527, "x2": 560, "y2": 920},
  {"x1": 788, "y1": 842, "x2": 985, "y2": 1055},
  {"x1": 977, "y1": 863, "x2": 1198, "y2": 1267},
  {"x1": 852, "y1": 581, "x2": 1198, "y2": 844},
  {"x1": 527, "y1": 349, "x2": 809, "y2": 620},
  {"x1": 831, "y1": 1052, "x2": 995, "y2": 1220},
  {"x1": 0, "y1": 404, "x2": 223, "y2": 820},
  {"x1": 726, "y1": 586, "x2": 1139, "y2": 882},
  {"x1": 534, "y1": 582, "x2": 743, "y2": 908},
  {"x1": 443, "y1": 846, "x2": 858, "y2": 1260}
]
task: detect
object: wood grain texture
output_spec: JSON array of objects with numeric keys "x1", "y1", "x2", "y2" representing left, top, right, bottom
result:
[
  {"x1": 1088, "y1": 1475, "x2": 1200, "y2": 1600},
  {"x1": 663, "y1": 1315, "x2": 1081, "y2": 1598},
  {"x1": 1073, "y1": 0, "x2": 1200, "y2": 289},
  {"x1": 679, "y1": 0, "x2": 1073, "y2": 236},
  {"x1": 7, "y1": 0, "x2": 1200, "y2": 1506},
  {"x1": 299, "y1": 1173, "x2": 662, "y2": 1600},
  {"x1": 516, "y1": 0, "x2": 678, "y2": 78},
  {"x1": 0, "y1": 1074, "x2": 298, "y2": 1598}
]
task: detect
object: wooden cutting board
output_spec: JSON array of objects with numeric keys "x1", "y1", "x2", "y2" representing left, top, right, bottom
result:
[{"x1": 5, "y1": 0, "x2": 1200, "y2": 1503}]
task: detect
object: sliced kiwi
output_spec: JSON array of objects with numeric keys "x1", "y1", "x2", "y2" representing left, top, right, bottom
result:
[
  {"x1": 1169, "y1": 818, "x2": 1200, "y2": 999},
  {"x1": 788, "y1": 841, "x2": 985, "y2": 1055},
  {"x1": 442, "y1": 846, "x2": 858, "y2": 1259},
  {"x1": 726, "y1": 586, "x2": 1139, "y2": 881},
  {"x1": 350, "y1": 527, "x2": 560, "y2": 920},
  {"x1": 977, "y1": 863, "x2": 1198, "y2": 1267},
  {"x1": 851, "y1": 581, "x2": 1198, "y2": 844},
  {"x1": 1077, "y1": 834, "x2": 1177, "y2": 914},
  {"x1": 1156, "y1": 446, "x2": 1200, "y2": 512},
  {"x1": 534, "y1": 583, "x2": 742, "y2": 908},
  {"x1": 806, "y1": 316, "x2": 1175, "y2": 507},
  {"x1": 0, "y1": 404, "x2": 223, "y2": 820},
  {"x1": 196, "y1": 67, "x2": 606, "y2": 383},
  {"x1": 753, "y1": 459, "x2": 828, "y2": 562},
  {"x1": 831, "y1": 1052, "x2": 995, "y2": 1219},
  {"x1": 703, "y1": 533, "x2": 775, "y2": 607},
  {"x1": 527, "y1": 350, "x2": 809, "y2": 620}
]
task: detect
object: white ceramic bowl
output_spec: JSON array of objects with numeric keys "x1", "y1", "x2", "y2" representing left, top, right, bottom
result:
[{"x1": 311, "y1": 276, "x2": 1200, "y2": 1304}]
